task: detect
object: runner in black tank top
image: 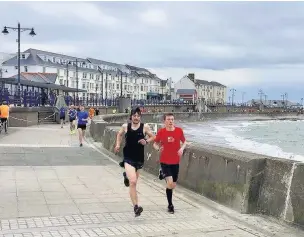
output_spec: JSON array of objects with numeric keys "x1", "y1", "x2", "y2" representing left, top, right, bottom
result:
[
  {"x1": 123, "y1": 123, "x2": 145, "y2": 166},
  {"x1": 115, "y1": 107, "x2": 155, "y2": 217}
]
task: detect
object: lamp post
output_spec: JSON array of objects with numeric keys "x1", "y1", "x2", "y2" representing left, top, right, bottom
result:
[
  {"x1": 230, "y1": 88, "x2": 236, "y2": 106},
  {"x1": 258, "y1": 89, "x2": 264, "y2": 104},
  {"x1": 117, "y1": 68, "x2": 125, "y2": 97},
  {"x1": 2, "y1": 23, "x2": 36, "y2": 105},
  {"x1": 242, "y1": 92, "x2": 246, "y2": 106},
  {"x1": 67, "y1": 59, "x2": 86, "y2": 105},
  {"x1": 97, "y1": 66, "x2": 104, "y2": 100},
  {"x1": 0, "y1": 69, "x2": 7, "y2": 78}
]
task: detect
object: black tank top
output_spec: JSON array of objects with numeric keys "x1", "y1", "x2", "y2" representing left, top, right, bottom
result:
[{"x1": 123, "y1": 123, "x2": 145, "y2": 162}]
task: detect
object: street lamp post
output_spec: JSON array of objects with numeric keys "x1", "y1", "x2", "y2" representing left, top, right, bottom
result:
[
  {"x1": 258, "y1": 89, "x2": 264, "y2": 104},
  {"x1": 117, "y1": 69, "x2": 124, "y2": 97},
  {"x1": 2, "y1": 23, "x2": 36, "y2": 105},
  {"x1": 242, "y1": 92, "x2": 246, "y2": 106},
  {"x1": 0, "y1": 69, "x2": 7, "y2": 78},
  {"x1": 230, "y1": 88, "x2": 236, "y2": 106},
  {"x1": 97, "y1": 66, "x2": 104, "y2": 101},
  {"x1": 67, "y1": 59, "x2": 86, "y2": 105}
]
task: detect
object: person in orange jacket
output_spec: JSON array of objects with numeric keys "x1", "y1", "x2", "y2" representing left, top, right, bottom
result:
[{"x1": 89, "y1": 107, "x2": 95, "y2": 119}]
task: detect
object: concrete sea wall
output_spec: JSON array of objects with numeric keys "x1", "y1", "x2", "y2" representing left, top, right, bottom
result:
[{"x1": 90, "y1": 112, "x2": 304, "y2": 226}]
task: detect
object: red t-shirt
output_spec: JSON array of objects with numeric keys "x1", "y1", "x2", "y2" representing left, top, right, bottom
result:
[{"x1": 154, "y1": 127, "x2": 186, "y2": 164}]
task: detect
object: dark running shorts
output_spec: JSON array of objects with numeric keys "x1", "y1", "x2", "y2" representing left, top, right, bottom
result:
[
  {"x1": 124, "y1": 159, "x2": 144, "y2": 171},
  {"x1": 0, "y1": 118, "x2": 7, "y2": 123},
  {"x1": 69, "y1": 118, "x2": 75, "y2": 123},
  {"x1": 77, "y1": 124, "x2": 86, "y2": 130},
  {"x1": 60, "y1": 116, "x2": 65, "y2": 120},
  {"x1": 160, "y1": 163, "x2": 180, "y2": 182}
]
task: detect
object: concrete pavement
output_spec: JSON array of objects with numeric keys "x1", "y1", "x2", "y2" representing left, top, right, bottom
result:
[{"x1": 0, "y1": 124, "x2": 302, "y2": 237}]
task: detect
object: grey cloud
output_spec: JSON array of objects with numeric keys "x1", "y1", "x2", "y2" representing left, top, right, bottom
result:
[{"x1": 1, "y1": 2, "x2": 304, "y2": 70}]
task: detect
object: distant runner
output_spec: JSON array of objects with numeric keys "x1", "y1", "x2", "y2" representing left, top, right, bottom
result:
[
  {"x1": 153, "y1": 113, "x2": 187, "y2": 214},
  {"x1": 59, "y1": 106, "x2": 66, "y2": 128},
  {"x1": 77, "y1": 105, "x2": 89, "y2": 147},
  {"x1": 115, "y1": 107, "x2": 155, "y2": 217},
  {"x1": 0, "y1": 100, "x2": 10, "y2": 134},
  {"x1": 68, "y1": 105, "x2": 77, "y2": 134}
]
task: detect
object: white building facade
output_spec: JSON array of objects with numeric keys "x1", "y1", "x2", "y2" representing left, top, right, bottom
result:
[
  {"x1": 174, "y1": 73, "x2": 227, "y2": 104},
  {"x1": 1, "y1": 48, "x2": 163, "y2": 101}
]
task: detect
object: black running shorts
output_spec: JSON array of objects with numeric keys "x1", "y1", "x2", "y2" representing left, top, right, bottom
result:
[
  {"x1": 77, "y1": 124, "x2": 86, "y2": 130},
  {"x1": 160, "y1": 163, "x2": 180, "y2": 182},
  {"x1": 124, "y1": 159, "x2": 144, "y2": 171},
  {"x1": 69, "y1": 118, "x2": 75, "y2": 123},
  {"x1": 0, "y1": 118, "x2": 7, "y2": 123}
]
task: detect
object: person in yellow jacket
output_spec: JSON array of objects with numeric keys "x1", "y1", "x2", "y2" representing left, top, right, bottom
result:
[{"x1": 0, "y1": 100, "x2": 10, "y2": 134}]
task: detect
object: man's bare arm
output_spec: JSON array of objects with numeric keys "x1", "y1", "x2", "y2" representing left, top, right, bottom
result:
[
  {"x1": 115, "y1": 123, "x2": 127, "y2": 152},
  {"x1": 144, "y1": 124, "x2": 155, "y2": 143}
]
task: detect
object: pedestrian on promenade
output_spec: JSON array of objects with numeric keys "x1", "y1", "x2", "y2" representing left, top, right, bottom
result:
[
  {"x1": 59, "y1": 106, "x2": 66, "y2": 128},
  {"x1": 68, "y1": 105, "x2": 77, "y2": 134},
  {"x1": 114, "y1": 107, "x2": 155, "y2": 217},
  {"x1": 0, "y1": 100, "x2": 10, "y2": 134},
  {"x1": 77, "y1": 105, "x2": 89, "y2": 147},
  {"x1": 153, "y1": 113, "x2": 187, "y2": 214},
  {"x1": 89, "y1": 107, "x2": 95, "y2": 119}
]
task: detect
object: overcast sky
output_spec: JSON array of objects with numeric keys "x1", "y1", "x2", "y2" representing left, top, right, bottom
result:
[{"x1": 0, "y1": 1, "x2": 303, "y2": 102}]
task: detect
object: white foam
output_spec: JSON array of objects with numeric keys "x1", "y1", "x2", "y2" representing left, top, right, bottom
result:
[{"x1": 211, "y1": 125, "x2": 304, "y2": 162}]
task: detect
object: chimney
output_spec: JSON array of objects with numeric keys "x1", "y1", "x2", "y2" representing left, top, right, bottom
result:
[{"x1": 188, "y1": 73, "x2": 195, "y2": 82}]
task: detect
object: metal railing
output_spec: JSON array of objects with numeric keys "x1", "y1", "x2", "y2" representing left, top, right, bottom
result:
[{"x1": 0, "y1": 88, "x2": 57, "y2": 107}]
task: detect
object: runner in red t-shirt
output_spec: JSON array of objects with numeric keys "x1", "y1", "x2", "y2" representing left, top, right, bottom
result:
[{"x1": 153, "y1": 113, "x2": 187, "y2": 214}]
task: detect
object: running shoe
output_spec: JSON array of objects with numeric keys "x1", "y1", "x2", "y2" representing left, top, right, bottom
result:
[
  {"x1": 134, "y1": 206, "x2": 143, "y2": 217},
  {"x1": 123, "y1": 172, "x2": 129, "y2": 187},
  {"x1": 158, "y1": 169, "x2": 164, "y2": 180},
  {"x1": 168, "y1": 205, "x2": 174, "y2": 214}
]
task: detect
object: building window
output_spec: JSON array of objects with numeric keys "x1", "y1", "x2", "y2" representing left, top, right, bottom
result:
[
  {"x1": 60, "y1": 79, "x2": 63, "y2": 85},
  {"x1": 82, "y1": 83, "x2": 85, "y2": 89},
  {"x1": 83, "y1": 73, "x2": 87, "y2": 79},
  {"x1": 24, "y1": 66, "x2": 28, "y2": 72},
  {"x1": 21, "y1": 54, "x2": 26, "y2": 59},
  {"x1": 141, "y1": 86, "x2": 144, "y2": 91},
  {"x1": 90, "y1": 74, "x2": 93, "y2": 79},
  {"x1": 116, "y1": 84, "x2": 119, "y2": 90}
]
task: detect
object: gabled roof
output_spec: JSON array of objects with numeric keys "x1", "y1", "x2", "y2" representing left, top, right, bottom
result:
[
  {"x1": 2, "y1": 48, "x2": 97, "y2": 73},
  {"x1": 10, "y1": 72, "x2": 57, "y2": 84},
  {"x1": 184, "y1": 76, "x2": 226, "y2": 87},
  {"x1": 176, "y1": 89, "x2": 196, "y2": 95},
  {"x1": 87, "y1": 58, "x2": 123, "y2": 68}
]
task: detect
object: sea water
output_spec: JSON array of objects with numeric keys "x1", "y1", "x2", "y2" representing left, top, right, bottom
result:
[{"x1": 181, "y1": 119, "x2": 304, "y2": 162}]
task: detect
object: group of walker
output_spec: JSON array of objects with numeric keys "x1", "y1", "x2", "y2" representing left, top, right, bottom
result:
[{"x1": 115, "y1": 107, "x2": 187, "y2": 217}]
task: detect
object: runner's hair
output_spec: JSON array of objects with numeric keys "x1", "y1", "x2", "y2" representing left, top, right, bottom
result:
[{"x1": 163, "y1": 113, "x2": 174, "y2": 120}]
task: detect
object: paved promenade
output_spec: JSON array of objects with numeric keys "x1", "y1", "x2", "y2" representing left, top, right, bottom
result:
[{"x1": 0, "y1": 124, "x2": 302, "y2": 237}]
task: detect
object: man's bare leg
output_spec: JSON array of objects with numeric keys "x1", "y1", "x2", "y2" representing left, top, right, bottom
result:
[
  {"x1": 78, "y1": 128, "x2": 83, "y2": 145},
  {"x1": 125, "y1": 163, "x2": 143, "y2": 216}
]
